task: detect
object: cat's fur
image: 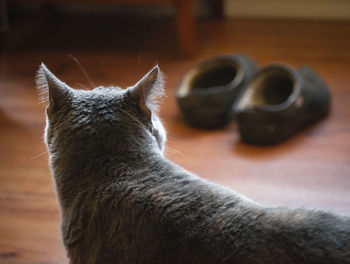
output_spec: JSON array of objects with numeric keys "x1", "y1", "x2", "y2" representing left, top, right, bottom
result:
[{"x1": 37, "y1": 64, "x2": 350, "y2": 264}]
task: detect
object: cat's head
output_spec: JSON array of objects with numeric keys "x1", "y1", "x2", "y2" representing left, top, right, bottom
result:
[{"x1": 37, "y1": 64, "x2": 167, "y2": 162}]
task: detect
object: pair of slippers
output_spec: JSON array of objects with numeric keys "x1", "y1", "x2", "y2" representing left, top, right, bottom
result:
[{"x1": 176, "y1": 54, "x2": 331, "y2": 145}]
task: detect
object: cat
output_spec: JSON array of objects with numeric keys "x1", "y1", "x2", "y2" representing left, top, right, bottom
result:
[{"x1": 37, "y1": 63, "x2": 350, "y2": 264}]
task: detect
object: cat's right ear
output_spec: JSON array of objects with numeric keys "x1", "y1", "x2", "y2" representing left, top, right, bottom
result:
[
  {"x1": 127, "y1": 65, "x2": 165, "y2": 116},
  {"x1": 36, "y1": 63, "x2": 72, "y2": 112}
]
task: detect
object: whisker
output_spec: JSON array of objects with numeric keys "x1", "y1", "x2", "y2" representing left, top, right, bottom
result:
[
  {"x1": 137, "y1": 52, "x2": 143, "y2": 67},
  {"x1": 68, "y1": 54, "x2": 96, "y2": 89},
  {"x1": 30, "y1": 151, "x2": 47, "y2": 160},
  {"x1": 166, "y1": 146, "x2": 184, "y2": 156},
  {"x1": 74, "y1": 82, "x2": 89, "y2": 90}
]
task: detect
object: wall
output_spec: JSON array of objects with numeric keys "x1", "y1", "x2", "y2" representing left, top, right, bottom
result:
[{"x1": 224, "y1": 0, "x2": 350, "y2": 20}]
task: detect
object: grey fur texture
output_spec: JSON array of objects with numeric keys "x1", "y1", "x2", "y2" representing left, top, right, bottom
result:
[{"x1": 37, "y1": 64, "x2": 350, "y2": 264}]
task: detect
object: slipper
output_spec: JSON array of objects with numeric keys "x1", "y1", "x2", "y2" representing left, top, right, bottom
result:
[
  {"x1": 234, "y1": 64, "x2": 331, "y2": 145},
  {"x1": 177, "y1": 54, "x2": 258, "y2": 128}
]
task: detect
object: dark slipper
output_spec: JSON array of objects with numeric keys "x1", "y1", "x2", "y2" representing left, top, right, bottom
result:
[
  {"x1": 234, "y1": 64, "x2": 331, "y2": 145},
  {"x1": 177, "y1": 54, "x2": 258, "y2": 128}
]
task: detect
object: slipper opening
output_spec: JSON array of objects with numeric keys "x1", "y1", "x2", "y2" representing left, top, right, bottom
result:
[
  {"x1": 178, "y1": 60, "x2": 242, "y2": 97},
  {"x1": 239, "y1": 68, "x2": 295, "y2": 108},
  {"x1": 191, "y1": 63, "x2": 238, "y2": 90}
]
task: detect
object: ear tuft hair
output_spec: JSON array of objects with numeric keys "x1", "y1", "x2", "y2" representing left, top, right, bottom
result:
[
  {"x1": 36, "y1": 63, "x2": 50, "y2": 104},
  {"x1": 146, "y1": 65, "x2": 166, "y2": 113}
]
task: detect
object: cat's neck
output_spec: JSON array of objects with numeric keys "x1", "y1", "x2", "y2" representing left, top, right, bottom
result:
[{"x1": 51, "y1": 134, "x2": 165, "y2": 182}]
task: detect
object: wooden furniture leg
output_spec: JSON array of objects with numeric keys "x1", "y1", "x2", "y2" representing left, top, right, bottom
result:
[
  {"x1": 174, "y1": 0, "x2": 196, "y2": 57},
  {"x1": 211, "y1": 0, "x2": 224, "y2": 19},
  {"x1": 0, "y1": 0, "x2": 8, "y2": 32}
]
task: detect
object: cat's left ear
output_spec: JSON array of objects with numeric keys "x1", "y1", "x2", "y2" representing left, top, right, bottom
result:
[
  {"x1": 128, "y1": 65, "x2": 165, "y2": 115},
  {"x1": 36, "y1": 63, "x2": 73, "y2": 112}
]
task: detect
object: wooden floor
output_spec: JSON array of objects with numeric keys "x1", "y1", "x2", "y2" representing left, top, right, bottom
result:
[{"x1": 0, "y1": 11, "x2": 350, "y2": 264}]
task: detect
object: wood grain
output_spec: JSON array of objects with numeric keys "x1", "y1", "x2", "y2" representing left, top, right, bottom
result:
[{"x1": 0, "y1": 13, "x2": 350, "y2": 264}]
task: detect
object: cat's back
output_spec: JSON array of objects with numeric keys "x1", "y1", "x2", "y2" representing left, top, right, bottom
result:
[{"x1": 84, "y1": 159, "x2": 260, "y2": 264}]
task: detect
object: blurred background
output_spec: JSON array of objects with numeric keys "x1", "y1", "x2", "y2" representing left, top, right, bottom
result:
[{"x1": 0, "y1": 0, "x2": 350, "y2": 263}]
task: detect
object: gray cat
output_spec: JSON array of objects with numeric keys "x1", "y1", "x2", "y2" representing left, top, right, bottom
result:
[{"x1": 37, "y1": 63, "x2": 350, "y2": 264}]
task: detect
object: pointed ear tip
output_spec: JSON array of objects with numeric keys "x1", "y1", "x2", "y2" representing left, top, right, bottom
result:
[
  {"x1": 37, "y1": 64, "x2": 45, "y2": 78},
  {"x1": 38, "y1": 63, "x2": 49, "y2": 75},
  {"x1": 151, "y1": 65, "x2": 159, "y2": 74},
  {"x1": 36, "y1": 62, "x2": 49, "y2": 81},
  {"x1": 36, "y1": 64, "x2": 67, "y2": 89}
]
